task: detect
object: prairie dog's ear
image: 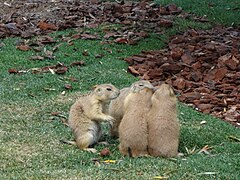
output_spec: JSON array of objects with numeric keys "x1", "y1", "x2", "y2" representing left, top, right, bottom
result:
[
  {"x1": 91, "y1": 85, "x2": 98, "y2": 90},
  {"x1": 169, "y1": 87, "x2": 175, "y2": 97},
  {"x1": 153, "y1": 86, "x2": 158, "y2": 92},
  {"x1": 144, "y1": 87, "x2": 154, "y2": 93}
]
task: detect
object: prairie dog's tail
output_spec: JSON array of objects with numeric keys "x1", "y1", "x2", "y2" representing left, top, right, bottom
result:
[
  {"x1": 128, "y1": 147, "x2": 132, "y2": 157},
  {"x1": 60, "y1": 139, "x2": 77, "y2": 146}
]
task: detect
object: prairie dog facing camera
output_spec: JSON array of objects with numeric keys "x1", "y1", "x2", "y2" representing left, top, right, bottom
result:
[
  {"x1": 119, "y1": 86, "x2": 154, "y2": 157},
  {"x1": 108, "y1": 80, "x2": 154, "y2": 138},
  {"x1": 68, "y1": 84, "x2": 120, "y2": 152},
  {"x1": 147, "y1": 83, "x2": 180, "y2": 157}
]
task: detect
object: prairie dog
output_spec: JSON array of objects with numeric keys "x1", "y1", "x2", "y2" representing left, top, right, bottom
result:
[
  {"x1": 119, "y1": 86, "x2": 154, "y2": 157},
  {"x1": 147, "y1": 83, "x2": 180, "y2": 157},
  {"x1": 109, "y1": 80, "x2": 154, "y2": 138},
  {"x1": 68, "y1": 84, "x2": 120, "y2": 151}
]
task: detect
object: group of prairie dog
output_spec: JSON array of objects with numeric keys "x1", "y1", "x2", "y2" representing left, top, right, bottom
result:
[{"x1": 68, "y1": 80, "x2": 180, "y2": 157}]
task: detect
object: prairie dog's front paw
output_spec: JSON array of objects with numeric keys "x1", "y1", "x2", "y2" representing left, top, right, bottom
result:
[
  {"x1": 104, "y1": 115, "x2": 115, "y2": 128},
  {"x1": 105, "y1": 115, "x2": 115, "y2": 122}
]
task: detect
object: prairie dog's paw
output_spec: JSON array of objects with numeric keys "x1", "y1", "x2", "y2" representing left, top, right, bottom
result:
[
  {"x1": 105, "y1": 115, "x2": 115, "y2": 122},
  {"x1": 108, "y1": 121, "x2": 114, "y2": 128},
  {"x1": 104, "y1": 115, "x2": 115, "y2": 128},
  {"x1": 84, "y1": 148, "x2": 97, "y2": 153}
]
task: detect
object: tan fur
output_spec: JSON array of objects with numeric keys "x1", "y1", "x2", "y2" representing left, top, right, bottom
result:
[
  {"x1": 147, "y1": 83, "x2": 180, "y2": 158},
  {"x1": 119, "y1": 87, "x2": 154, "y2": 157},
  {"x1": 109, "y1": 80, "x2": 154, "y2": 138},
  {"x1": 68, "y1": 84, "x2": 120, "y2": 151}
]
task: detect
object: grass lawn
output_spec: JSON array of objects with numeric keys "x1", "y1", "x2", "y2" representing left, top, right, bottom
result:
[{"x1": 1, "y1": 0, "x2": 240, "y2": 179}]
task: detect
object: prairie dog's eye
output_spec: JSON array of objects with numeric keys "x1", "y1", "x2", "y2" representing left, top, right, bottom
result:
[
  {"x1": 106, "y1": 88, "x2": 112, "y2": 91},
  {"x1": 139, "y1": 84, "x2": 144, "y2": 86}
]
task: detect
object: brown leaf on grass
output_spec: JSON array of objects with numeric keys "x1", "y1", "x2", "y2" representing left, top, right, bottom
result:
[
  {"x1": 29, "y1": 56, "x2": 45, "y2": 61},
  {"x1": 71, "y1": 33, "x2": 81, "y2": 39},
  {"x1": 104, "y1": 32, "x2": 117, "y2": 39},
  {"x1": 41, "y1": 63, "x2": 68, "y2": 74},
  {"x1": 16, "y1": 45, "x2": 31, "y2": 51},
  {"x1": 128, "y1": 66, "x2": 140, "y2": 76},
  {"x1": 166, "y1": 3, "x2": 182, "y2": 14},
  {"x1": 197, "y1": 104, "x2": 214, "y2": 112},
  {"x1": 100, "y1": 148, "x2": 110, "y2": 157},
  {"x1": 52, "y1": 43, "x2": 63, "y2": 52},
  {"x1": 8, "y1": 68, "x2": 18, "y2": 74},
  {"x1": 51, "y1": 112, "x2": 61, "y2": 116},
  {"x1": 70, "y1": 61, "x2": 85, "y2": 67},
  {"x1": 55, "y1": 66, "x2": 68, "y2": 74},
  {"x1": 95, "y1": 54, "x2": 105, "y2": 58},
  {"x1": 198, "y1": 145, "x2": 213, "y2": 155},
  {"x1": 114, "y1": 37, "x2": 128, "y2": 44},
  {"x1": 69, "y1": 77, "x2": 78, "y2": 82},
  {"x1": 44, "y1": 50, "x2": 54, "y2": 59},
  {"x1": 64, "y1": 84, "x2": 72, "y2": 90},
  {"x1": 37, "y1": 36, "x2": 57, "y2": 44},
  {"x1": 81, "y1": 33, "x2": 98, "y2": 40},
  {"x1": 82, "y1": 50, "x2": 89, "y2": 56},
  {"x1": 136, "y1": 31, "x2": 149, "y2": 38},
  {"x1": 37, "y1": 21, "x2": 57, "y2": 31},
  {"x1": 159, "y1": 19, "x2": 173, "y2": 27}
]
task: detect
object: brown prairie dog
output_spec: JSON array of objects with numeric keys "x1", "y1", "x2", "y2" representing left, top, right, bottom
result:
[
  {"x1": 108, "y1": 80, "x2": 154, "y2": 138},
  {"x1": 119, "y1": 86, "x2": 154, "y2": 157},
  {"x1": 68, "y1": 84, "x2": 120, "y2": 151},
  {"x1": 147, "y1": 83, "x2": 180, "y2": 157}
]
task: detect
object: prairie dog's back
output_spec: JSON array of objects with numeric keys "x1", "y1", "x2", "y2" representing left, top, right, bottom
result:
[
  {"x1": 119, "y1": 87, "x2": 154, "y2": 157},
  {"x1": 109, "y1": 80, "x2": 154, "y2": 137},
  {"x1": 147, "y1": 83, "x2": 179, "y2": 157},
  {"x1": 124, "y1": 87, "x2": 153, "y2": 112},
  {"x1": 151, "y1": 84, "x2": 177, "y2": 115}
]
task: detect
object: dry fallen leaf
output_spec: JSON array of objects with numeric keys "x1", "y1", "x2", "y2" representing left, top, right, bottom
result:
[
  {"x1": 100, "y1": 148, "x2": 110, "y2": 157},
  {"x1": 70, "y1": 61, "x2": 85, "y2": 67},
  {"x1": 114, "y1": 37, "x2": 128, "y2": 44},
  {"x1": 198, "y1": 145, "x2": 213, "y2": 155},
  {"x1": 102, "y1": 160, "x2": 116, "y2": 163},
  {"x1": 228, "y1": 135, "x2": 240, "y2": 142},
  {"x1": 127, "y1": 66, "x2": 140, "y2": 76},
  {"x1": 37, "y1": 21, "x2": 57, "y2": 31},
  {"x1": 82, "y1": 50, "x2": 89, "y2": 56},
  {"x1": 64, "y1": 84, "x2": 72, "y2": 90},
  {"x1": 16, "y1": 45, "x2": 31, "y2": 51},
  {"x1": 29, "y1": 56, "x2": 45, "y2": 61},
  {"x1": 8, "y1": 68, "x2": 18, "y2": 74},
  {"x1": 153, "y1": 176, "x2": 169, "y2": 179}
]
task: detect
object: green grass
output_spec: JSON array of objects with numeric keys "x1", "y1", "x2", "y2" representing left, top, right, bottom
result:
[
  {"x1": 157, "y1": 0, "x2": 240, "y2": 26},
  {"x1": 1, "y1": 0, "x2": 240, "y2": 179}
]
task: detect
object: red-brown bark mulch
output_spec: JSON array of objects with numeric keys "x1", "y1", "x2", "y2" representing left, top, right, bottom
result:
[{"x1": 125, "y1": 26, "x2": 240, "y2": 127}]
